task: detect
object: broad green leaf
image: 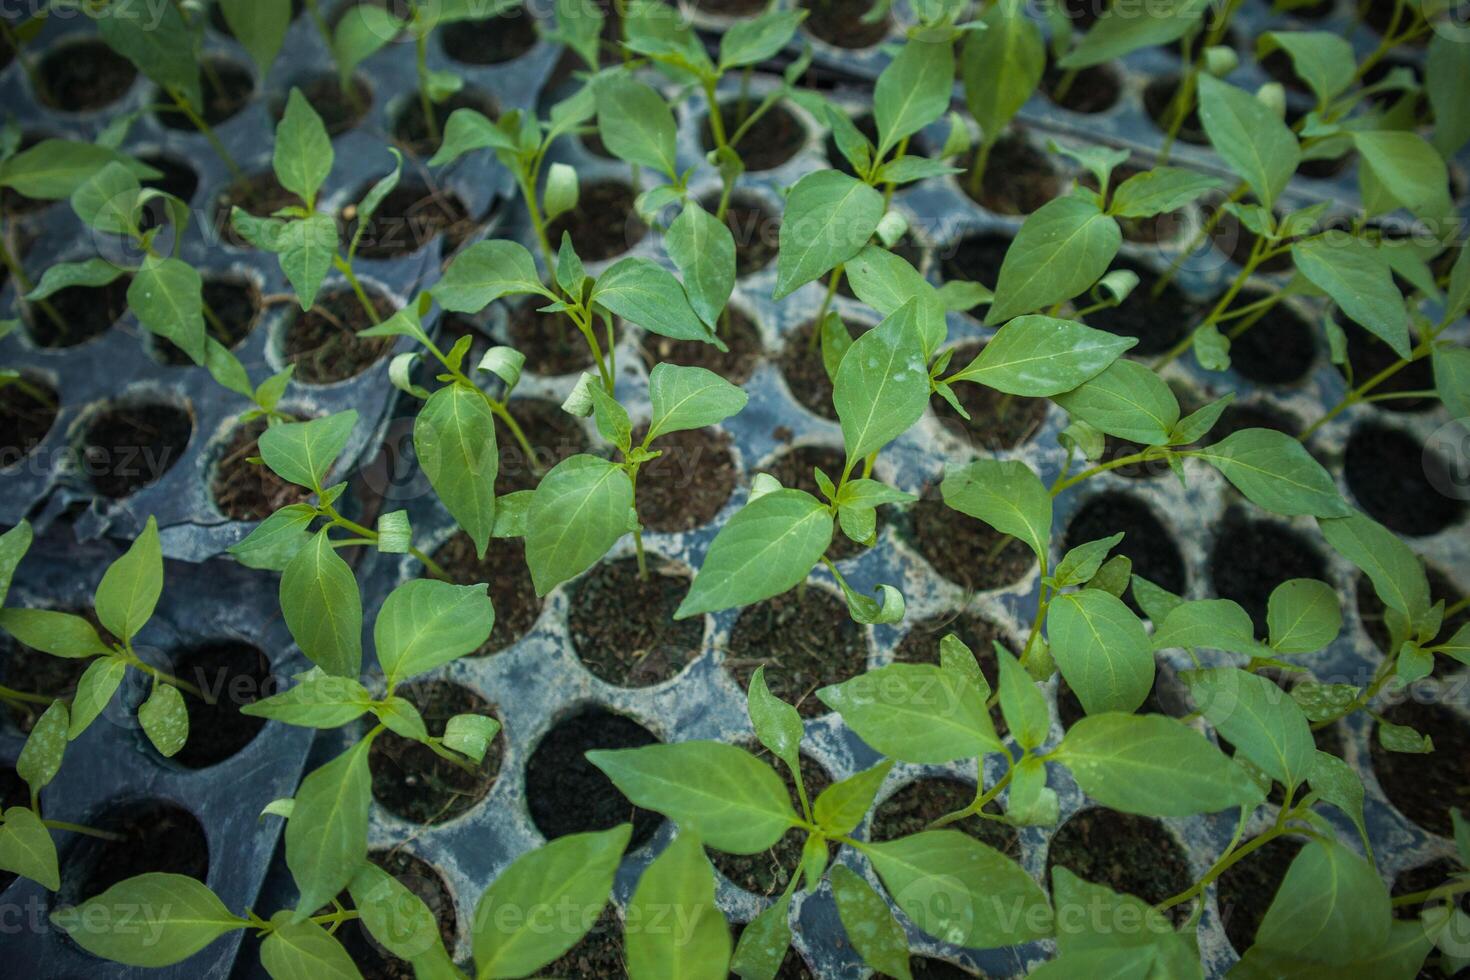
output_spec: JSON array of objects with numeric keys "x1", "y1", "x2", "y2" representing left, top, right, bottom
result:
[
  {"x1": 1131, "y1": 574, "x2": 1183, "y2": 625},
  {"x1": 676, "y1": 490, "x2": 832, "y2": 618},
  {"x1": 229, "y1": 504, "x2": 317, "y2": 571},
  {"x1": 139, "y1": 683, "x2": 188, "y2": 757},
  {"x1": 874, "y1": 38, "x2": 954, "y2": 158},
  {"x1": 240, "y1": 671, "x2": 373, "y2": 728},
  {"x1": 842, "y1": 246, "x2": 948, "y2": 356},
  {"x1": 0, "y1": 806, "x2": 59, "y2": 890},
  {"x1": 591, "y1": 257, "x2": 714, "y2": 344},
  {"x1": 997, "y1": 645, "x2": 1049, "y2": 749},
  {"x1": 594, "y1": 74, "x2": 678, "y2": 179},
  {"x1": 1152, "y1": 599, "x2": 1268, "y2": 657},
  {"x1": 1053, "y1": 533, "x2": 1124, "y2": 588},
  {"x1": 1195, "y1": 428, "x2": 1349, "y2": 518},
  {"x1": 987, "y1": 196, "x2": 1122, "y2": 325},
  {"x1": 951, "y1": 315, "x2": 1134, "y2": 395},
  {"x1": 1291, "y1": 234, "x2": 1409, "y2": 359},
  {"x1": 1109, "y1": 168, "x2": 1222, "y2": 218},
  {"x1": 1257, "y1": 32, "x2": 1356, "y2": 104},
  {"x1": 588, "y1": 742, "x2": 796, "y2": 853},
  {"x1": 17, "y1": 701, "x2": 68, "y2": 791},
  {"x1": 719, "y1": 9, "x2": 806, "y2": 69},
  {"x1": 814, "y1": 761, "x2": 893, "y2": 836},
  {"x1": 374, "y1": 579, "x2": 494, "y2": 686},
  {"x1": 97, "y1": 0, "x2": 201, "y2": 110},
  {"x1": 525, "y1": 455, "x2": 634, "y2": 596},
  {"x1": 1354, "y1": 131, "x2": 1454, "y2": 225},
  {"x1": 1059, "y1": 0, "x2": 1212, "y2": 68},
  {"x1": 818, "y1": 663, "x2": 1003, "y2": 763},
  {"x1": 0, "y1": 609, "x2": 110, "y2": 657},
  {"x1": 333, "y1": 4, "x2": 402, "y2": 82},
  {"x1": 774, "y1": 171, "x2": 885, "y2": 299},
  {"x1": 833, "y1": 299, "x2": 929, "y2": 460},
  {"x1": 129, "y1": 256, "x2": 206, "y2": 364},
  {"x1": 1054, "y1": 357, "x2": 1179, "y2": 445},
  {"x1": 0, "y1": 140, "x2": 158, "y2": 200},
  {"x1": 1317, "y1": 510, "x2": 1430, "y2": 628},
  {"x1": 1267, "y1": 579, "x2": 1341, "y2": 654},
  {"x1": 730, "y1": 893, "x2": 793, "y2": 980},
  {"x1": 1197, "y1": 74, "x2": 1300, "y2": 210},
  {"x1": 219, "y1": 0, "x2": 291, "y2": 72},
  {"x1": 280, "y1": 530, "x2": 363, "y2": 677},
  {"x1": 275, "y1": 89, "x2": 334, "y2": 208},
  {"x1": 442, "y1": 713, "x2": 501, "y2": 762},
  {"x1": 962, "y1": 0, "x2": 1044, "y2": 139},
  {"x1": 831, "y1": 865, "x2": 912, "y2": 980},
  {"x1": 747, "y1": 665, "x2": 803, "y2": 777},
  {"x1": 416, "y1": 384, "x2": 499, "y2": 557},
  {"x1": 428, "y1": 109, "x2": 517, "y2": 167},
  {"x1": 665, "y1": 202, "x2": 735, "y2": 330},
  {"x1": 1434, "y1": 346, "x2": 1470, "y2": 427},
  {"x1": 259, "y1": 411, "x2": 358, "y2": 492},
  {"x1": 348, "y1": 149, "x2": 403, "y2": 261},
  {"x1": 1309, "y1": 751, "x2": 1371, "y2": 856},
  {"x1": 646, "y1": 363, "x2": 748, "y2": 442},
  {"x1": 349, "y1": 863, "x2": 444, "y2": 963},
  {"x1": 261, "y1": 911, "x2": 362, "y2": 979},
  {"x1": 1183, "y1": 667, "x2": 1314, "y2": 789},
  {"x1": 1429, "y1": 33, "x2": 1470, "y2": 157},
  {"x1": 867, "y1": 831, "x2": 1053, "y2": 947},
  {"x1": 95, "y1": 515, "x2": 162, "y2": 642},
  {"x1": 51, "y1": 874, "x2": 244, "y2": 966},
  {"x1": 1055, "y1": 713, "x2": 1264, "y2": 815},
  {"x1": 276, "y1": 214, "x2": 339, "y2": 311},
  {"x1": 433, "y1": 240, "x2": 552, "y2": 312},
  {"x1": 1169, "y1": 395, "x2": 1233, "y2": 446},
  {"x1": 1048, "y1": 590, "x2": 1155, "y2": 716},
  {"x1": 940, "y1": 459, "x2": 1051, "y2": 563},
  {"x1": 25, "y1": 258, "x2": 125, "y2": 302},
  {"x1": 1051, "y1": 867, "x2": 1201, "y2": 977},
  {"x1": 1026, "y1": 948, "x2": 1156, "y2": 978},
  {"x1": 625, "y1": 832, "x2": 730, "y2": 979},
  {"x1": 71, "y1": 162, "x2": 140, "y2": 235},
  {"x1": 287, "y1": 738, "x2": 374, "y2": 918},
  {"x1": 1253, "y1": 839, "x2": 1391, "y2": 965},
  {"x1": 472, "y1": 826, "x2": 631, "y2": 978},
  {"x1": 1007, "y1": 756, "x2": 1060, "y2": 827}
]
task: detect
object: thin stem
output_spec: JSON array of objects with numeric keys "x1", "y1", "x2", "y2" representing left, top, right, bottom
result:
[
  {"x1": 42, "y1": 820, "x2": 126, "y2": 841},
  {"x1": 517, "y1": 172, "x2": 557, "y2": 273},
  {"x1": 1299, "y1": 327, "x2": 1444, "y2": 440},
  {"x1": 929, "y1": 760, "x2": 1016, "y2": 829},
  {"x1": 121, "y1": 650, "x2": 208, "y2": 699},
  {"x1": 1049, "y1": 449, "x2": 1155, "y2": 495},
  {"x1": 487, "y1": 400, "x2": 540, "y2": 477},
  {"x1": 415, "y1": 30, "x2": 439, "y2": 144},
  {"x1": 1, "y1": 232, "x2": 67, "y2": 335},
  {"x1": 1152, "y1": 182, "x2": 1249, "y2": 298},
  {"x1": 1391, "y1": 879, "x2": 1470, "y2": 908},
  {"x1": 966, "y1": 138, "x2": 995, "y2": 201},
  {"x1": 0, "y1": 684, "x2": 50, "y2": 706},
  {"x1": 881, "y1": 136, "x2": 909, "y2": 208},
  {"x1": 569, "y1": 306, "x2": 613, "y2": 394},
  {"x1": 702, "y1": 78, "x2": 729, "y2": 151},
  {"x1": 333, "y1": 255, "x2": 382, "y2": 325},
  {"x1": 807, "y1": 268, "x2": 844, "y2": 354},
  {"x1": 168, "y1": 89, "x2": 242, "y2": 179},
  {"x1": 1155, "y1": 822, "x2": 1290, "y2": 911},
  {"x1": 1152, "y1": 235, "x2": 1266, "y2": 370},
  {"x1": 410, "y1": 546, "x2": 451, "y2": 581}
]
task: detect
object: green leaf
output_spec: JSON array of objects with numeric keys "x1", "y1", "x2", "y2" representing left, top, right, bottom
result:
[
  {"x1": 1309, "y1": 751, "x2": 1372, "y2": 857},
  {"x1": 833, "y1": 299, "x2": 930, "y2": 461},
  {"x1": 97, "y1": 0, "x2": 201, "y2": 110},
  {"x1": 550, "y1": 0, "x2": 604, "y2": 69},
  {"x1": 1354, "y1": 131, "x2": 1454, "y2": 225},
  {"x1": 1152, "y1": 599, "x2": 1267, "y2": 657},
  {"x1": 1267, "y1": 579, "x2": 1341, "y2": 654},
  {"x1": 139, "y1": 683, "x2": 188, "y2": 757},
  {"x1": 259, "y1": 411, "x2": 358, "y2": 493},
  {"x1": 830, "y1": 864, "x2": 912, "y2": 980},
  {"x1": 588, "y1": 742, "x2": 796, "y2": 853},
  {"x1": 1051, "y1": 867, "x2": 1201, "y2": 977},
  {"x1": 428, "y1": 109, "x2": 516, "y2": 167},
  {"x1": 0, "y1": 609, "x2": 111, "y2": 657},
  {"x1": 1169, "y1": 395, "x2": 1233, "y2": 445},
  {"x1": 229, "y1": 504, "x2": 317, "y2": 571},
  {"x1": 0, "y1": 140, "x2": 159, "y2": 200},
  {"x1": 817, "y1": 663, "x2": 1003, "y2": 763},
  {"x1": 1048, "y1": 589, "x2": 1155, "y2": 716},
  {"x1": 1059, "y1": 0, "x2": 1211, "y2": 68},
  {"x1": 240, "y1": 671, "x2": 373, "y2": 728},
  {"x1": 1055, "y1": 713, "x2": 1264, "y2": 815},
  {"x1": 443, "y1": 713, "x2": 501, "y2": 763},
  {"x1": 730, "y1": 894, "x2": 793, "y2": 980},
  {"x1": 525, "y1": 455, "x2": 635, "y2": 596},
  {"x1": 333, "y1": 4, "x2": 402, "y2": 83},
  {"x1": 951, "y1": 314, "x2": 1134, "y2": 395},
  {"x1": 594, "y1": 74, "x2": 679, "y2": 179},
  {"x1": 588, "y1": 384, "x2": 631, "y2": 452},
  {"x1": 1197, "y1": 74, "x2": 1300, "y2": 210},
  {"x1": 276, "y1": 214, "x2": 339, "y2": 311},
  {"x1": 987, "y1": 196, "x2": 1122, "y2": 324},
  {"x1": 287, "y1": 738, "x2": 374, "y2": 918},
  {"x1": 591, "y1": 257, "x2": 714, "y2": 344},
  {"x1": 1054, "y1": 358, "x2": 1180, "y2": 445},
  {"x1": 52, "y1": 874, "x2": 244, "y2": 966},
  {"x1": 774, "y1": 171, "x2": 885, "y2": 300},
  {"x1": 1253, "y1": 839, "x2": 1391, "y2": 965},
  {"x1": 472, "y1": 826, "x2": 631, "y2": 978},
  {"x1": 1195, "y1": 428, "x2": 1349, "y2": 518},
  {"x1": 375, "y1": 579, "x2": 494, "y2": 686},
  {"x1": 261, "y1": 911, "x2": 361, "y2": 979},
  {"x1": 1053, "y1": 533, "x2": 1124, "y2": 588},
  {"x1": 95, "y1": 515, "x2": 161, "y2": 642},
  {"x1": 1291, "y1": 234, "x2": 1409, "y2": 359},
  {"x1": 349, "y1": 862, "x2": 445, "y2": 963},
  {"x1": 1434, "y1": 346, "x2": 1470, "y2": 427},
  {"x1": 1109, "y1": 167, "x2": 1223, "y2": 218},
  {"x1": 996, "y1": 645, "x2": 1050, "y2": 749},
  {"x1": 1183, "y1": 667, "x2": 1314, "y2": 789},
  {"x1": 677, "y1": 490, "x2": 832, "y2": 618},
  {"x1": 416, "y1": 384, "x2": 499, "y2": 557},
  {"x1": 433, "y1": 240, "x2": 552, "y2": 313},
  {"x1": 665, "y1": 202, "x2": 736, "y2": 331},
  {"x1": 646, "y1": 363, "x2": 749, "y2": 442},
  {"x1": 867, "y1": 831, "x2": 1053, "y2": 947},
  {"x1": 626, "y1": 831, "x2": 730, "y2": 978},
  {"x1": 1317, "y1": 510, "x2": 1430, "y2": 629},
  {"x1": 940, "y1": 459, "x2": 1051, "y2": 564},
  {"x1": 814, "y1": 761, "x2": 894, "y2": 836},
  {"x1": 71, "y1": 162, "x2": 140, "y2": 235},
  {"x1": 719, "y1": 9, "x2": 806, "y2": 68},
  {"x1": 1258, "y1": 32, "x2": 1356, "y2": 105},
  {"x1": 280, "y1": 530, "x2": 363, "y2": 677},
  {"x1": 0, "y1": 806, "x2": 58, "y2": 890},
  {"x1": 874, "y1": 38, "x2": 954, "y2": 158},
  {"x1": 747, "y1": 666, "x2": 803, "y2": 777},
  {"x1": 349, "y1": 151, "x2": 404, "y2": 261},
  {"x1": 1429, "y1": 33, "x2": 1470, "y2": 157},
  {"x1": 961, "y1": 0, "x2": 1045, "y2": 139},
  {"x1": 25, "y1": 258, "x2": 125, "y2": 302},
  {"x1": 1130, "y1": 574, "x2": 1183, "y2": 625},
  {"x1": 129, "y1": 256, "x2": 206, "y2": 364},
  {"x1": 275, "y1": 89, "x2": 334, "y2": 208},
  {"x1": 17, "y1": 701, "x2": 68, "y2": 791},
  {"x1": 218, "y1": 0, "x2": 291, "y2": 72}
]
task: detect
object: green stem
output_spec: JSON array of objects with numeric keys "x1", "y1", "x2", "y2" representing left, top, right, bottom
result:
[
  {"x1": 487, "y1": 400, "x2": 540, "y2": 477},
  {"x1": 0, "y1": 684, "x2": 50, "y2": 706},
  {"x1": 415, "y1": 30, "x2": 439, "y2": 144},
  {"x1": 1152, "y1": 182, "x2": 1249, "y2": 298},
  {"x1": 42, "y1": 820, "x2": 125, "y2": 841},
  {"x1": 1391, "y1": 879, "x2": 1470, "y2": 908},
  {"x1": 1156, "y1": 820, "x2": 1290, "y2": 911},
  {"x1": 1299, "y1": 327, "x2": 1445, "y2": 440},
  {"x1": 966, "y1": 137, "x2": 995, "y2": 200},
  {"x1": 1, "y1": 232, "x2": 68, "y2": 336},
  {"x1": 1048, "y1": 449, "x2": 1155, "y2": 495},
  {"x1": 929, "y1": 759, "x2": 1016, "y2": 829},
  {"x1": 168, "y1": 88, "x2": 242, "y2": 179},
  {"x1": 1152, "y1": 235, "x2": 1267, "y2": 370},
  {"x1": 120, "y1": 649, "x2": 208, "y2": 699},
  {"x1": 807, "y1": 267, "x2": 843, "y2": 354},
  {"x1": 333, "y1": 255, "x2": 381, "y2": 325},
  {"x1": 517, "y1": 172, "x2": 557, "y2": 273}
]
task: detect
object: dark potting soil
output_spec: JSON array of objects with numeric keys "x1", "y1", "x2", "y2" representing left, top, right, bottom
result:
[
  {"x1": 1063, "y1": 493, "x2": 1187, "y2": 612},
  {"x1": 36, "y1": 39, "x2": 137, "y2": 112},
  {"x1": 545, "y1": 906, "x2": 628, "y2": 978},
  {"x1": 394, "y1": 89, "x2": 499, "y2": 159},
  {"x1": 870, "y1": 777, "x2": 1021, "y2": 860},
  {"x1": 441, "y1": 9, "x2": 540, "y2": 64},
  {"x1": 1261, "y1": 49, "x2": 1312, "y2": 94},
  {"x1": 433, "y1": 532, "x2": 543, "y2": 654},
  {"x1": 546, "y1": 181, "x2": 648, "y2": 263},
  {"x1": 1083, "y1": 164, "x2": 1189, "y2": 245},
  {"x1": 639, "y1": 306, "x2": 763, "y2": 386},
  {"x1": 335, "y1": 849, "x2": 459, "y2": 980},
  {"x1": 167, "y1": 641, "x2": 278, "y2": 768},
  {"x1": 931, "y1": 343, "x2": 1049, "y2": 451},
  {"x1": 1357, "y1": 568, "x2": 1469, "y2": 669},
  {"x1": 1209, "y1": 512, "x2": 1327, "y2": 635},
  {"x1": 1209, "y1": 203, "x2": 1295, "y2": 273},
  {"x1": 211, "y1": 418, "x2": 314, "y2": 521},
  {"x1": 825, "y1": 112, "x2": 878, "y2": 178},
  {"x1": 0, "y1": 377, "x2": 58, "y2": 464},
  {"x1": 1082, "y1": 259, "x2": 1203, "y2": 357},
  {"x1": 277, "y1": 73, "x2": 373, "y2": 137},
  {"x1": 81, "y1": 401, "x2": 193, "y2": 498},
  {"x1": 702, "y1": 102, "x2": 806, "y2": 173},
  {"x1": 757, "y1": 443, "x2": 872, "y2": 561},
  {"x1": 894, "y1": 610, "x2": 1015, "y2": 735},
  {"x1": 348, "y1": 181, "x2": 474, "y2": 259},
  {"x1": 910, "y1": 957, "x2": 982, "y2": 979},
  {"x1": 1143, "y1": 77, "x2": 1208, "y2": 146},
  {"x1": 962, "y1": 135, "x2": 1061, "y2": 215},
  {"x1": 692, "y1": 0, "x2": 768, "y2": 14},
  {"x1": 1045, "y1": 808, "x2": 1193, "y2": 927},
  {"x1": 60, "y1": 800, "x2": 209, "y2": 906},
  {"x1": 569, "y1": 557, "x2": 704, "y2": 687},
  {"x1": 1042, "y1": 61, "x2": 1121, "y2": 114},
  {"x1": 1364, "y1": 0, "x2": 1430, "y2": 41},
  {"x1": 777, "y1": 319, "x2": 873, "y2": 424},
  {"x1": 710, "y1": 753, "x2": 831, "y2": 896},
  {"x1": 496, "y1": 397, "x2": 591, "y2": 494},
  {"x1": 138, "y1": 152, "x2": 201, "y2": 208},
  {"x1": 798, "y1": 0, "x2": 890, "y2": 48},
  {"x1": 1213, "y1": 401, "x2": 1299, "y2": 441},
  {"x1": 156, "y1": 58, "x2": 255, "y2": 130},
  {"x1": 910, "y1": 495, "x2": 1037, "y2": 593},
  {"x1": 1215, "y1": 835, "x2": 1307, "y2": 952},
  {"x1": 283, "y1": 288, "x2": 397, "y2": 385},
  {"x1": 1228, "y1": 302, "x2": 1316, "y2": 386},
  {"x1": 1060, "y1": 0, "x2": 1104, "y2": 29},
  {"x1": 1370, "y1": 700, "x2": 1470, "y2": 839},
  {"x1": 1057, "y1": 668, "x2": 1191, "y2": 729},
  {"x1": 525, "y1": 707, "x2": 663, "y2": 847},
  {"x1": 632, "y1": 425, "x2": 738, "y2": 532},
  {"x1": 1345, "y1": 424, "x2": 1465, "y2": 537},
  {"x1": 368, "y1": 680, "x2": 502, "y2": 825},
  {"x1": 0, "y1": 610, "x2": 108, "y2": 731},
  {"x1": 0, "y1": 767, "x2": 27, "y2": 890},
  {"x1": 24, "y1": 275, "x2": 131, "y2": 348},
  {"x1": 941, "y1": 232, "x2": 1012, "y2": 291},
  {"x1": 506, "y1": 302, "x2": 621, "y2": 376},
  {"x1": 726, "y1": 587, "x2": 870, "y2": 719},
  {"x1": 703, "y1": 195, "x2": 780, "y2": 276},
  {"x1": 214, "y1": 171, "x2": 302, "y2": 248},
  {"x1": 1344, "y1": 328, "x2": 1437, "y2": 413},
  {"x1": 156, "y1": 274, "x2": 262, "y2": 365}
]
